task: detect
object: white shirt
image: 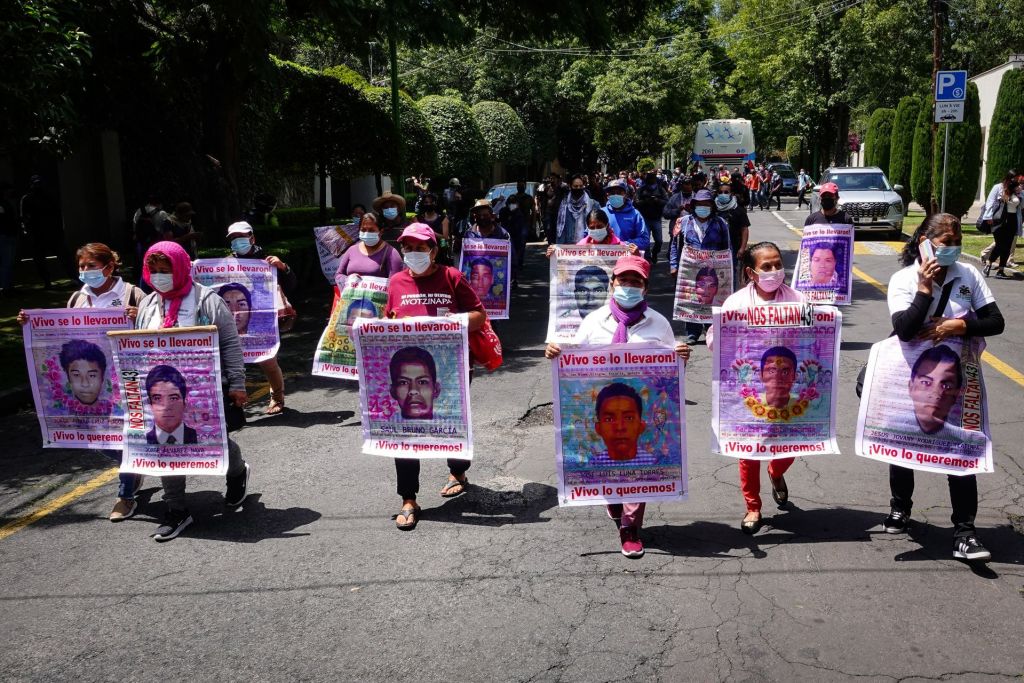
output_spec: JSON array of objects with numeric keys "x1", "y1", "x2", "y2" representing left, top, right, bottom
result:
[
  {"x1": 148, "y1": 288, "x2": 199, "y2": 329},
  {"x1": 573, "y1": 303, "x2": 676, "y2": 346},
  {"x1": 80, "y1": 277, "x2": 128, "y2": 308},
  {"x1": 155, "y1": 423, "x2": 185, "y2": 445},
  {"x1": 887, "y1": 261, "x2": 995, "y2": 318}
]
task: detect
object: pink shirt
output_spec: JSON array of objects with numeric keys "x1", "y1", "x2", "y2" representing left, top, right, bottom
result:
[{"x1": 707, "y1": 282, "x2": 806, "y2": 351}]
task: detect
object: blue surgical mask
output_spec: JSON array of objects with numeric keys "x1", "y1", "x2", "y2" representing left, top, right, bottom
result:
[
  {"x1": 694, "y1": 205, "x2": 712, "y2": 219},
  {"x1": 79, "y1": 269, "x2": 107, "y2": 289},
  {"x1": 612, "y1": 285, "x2": 644, "y2": 309},
  {"x1": 403, "y1": 251, "x2": 431, "y2": 274},
  {"x1": 150, "y1": 273, "x2": 175, "y2": 293},
  {"x1": 382, "y1": 207, "x2": 399, "y2": 220},
  {"x1": 588, "y1": 227, "x2": 608, "y2": 242},
  {"x1": 934, "y1": 245, "x2": 961, "y2": 266},
  {"x1": 360, "y1": 231, "x2": 380, "y2": 246},
  {"x1": 607, "y1": 195, "x2": 625, "y2": 209},
  {"x1": 231, "y1": 237, "x2": 252, "y2": 254}
]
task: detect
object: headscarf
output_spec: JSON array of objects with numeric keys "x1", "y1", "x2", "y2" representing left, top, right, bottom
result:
[
  {"x1": 609, "y1": 297, "x2": 648, "y2": 343},
  {"x1": 142, "y1": 241, "x2": 193, "y2": 329}
]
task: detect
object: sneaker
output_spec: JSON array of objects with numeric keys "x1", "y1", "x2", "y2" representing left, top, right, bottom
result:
[
  {"x1": 224, "y1": 462, "x2": 251, "y2": 508},
  {"x1": 109, "y1": 498, "x2": 137, "y2": 522},
  {"x1": 152, "y1": 509, "x2": 193, "y2": 542},
  {"x1": 882, "y1": 508, "x2": 910, "y2": 534},
  {"x1": 619, "y1": 526, "x2": 644, "y2": 558},
  {"x1": 953, "y1": 536, "x2": 991, "y2": 562}
]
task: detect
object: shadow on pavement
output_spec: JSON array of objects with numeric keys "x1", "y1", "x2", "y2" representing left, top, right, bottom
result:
[
  {"x1": 419, "y1": 481, "x2": 557, "y2": 527},
  {"x1": 136, "y1": 492, "x2": 320, "y2": 543},
  {"x1": 242, "y1": 409, "x2": 356, "y2": 430},
  {"x1": 895, "y1": 520, "x2": 1024, "y2": 576}
]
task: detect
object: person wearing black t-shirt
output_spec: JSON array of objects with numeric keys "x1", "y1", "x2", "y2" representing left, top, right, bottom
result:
[{"x1": 805, "y1": 182, "x2": 852, "y2": 225}]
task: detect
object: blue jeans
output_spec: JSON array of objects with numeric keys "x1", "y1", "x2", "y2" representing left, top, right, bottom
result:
[
  {"x1": 684, "y1": 322, "x2": 708, "y2": 342},
  {"x1": 102, "y1": 449, "x2": 143, "y2": 499}
]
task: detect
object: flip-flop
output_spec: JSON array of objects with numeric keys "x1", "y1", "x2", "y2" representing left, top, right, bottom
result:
[
  {"x1": 771, "y1": 476, "x2": 789, "y2": 508},
  {"x1": 395, "y1": 505, "x2": 420, "y2": 530},
  {"x1": 440, "y1": 477, "x2": 468, "y2": 498},
  {"x1": 740, "y1": 514, "x2": 762, "y2": 535}
]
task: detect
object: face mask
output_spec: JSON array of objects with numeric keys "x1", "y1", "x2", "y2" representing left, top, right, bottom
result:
[
  {"x1": 607, "y1": 195, "x2": 625, "y2": 209},
  {"x1": 588, "y1": 227, "x2": 608, "y2": 242},
  {"x1": 754, "y1": 269, "x2": 785, "y2": 292},
  {"x1": 934, "y1": 245, "x2": 962, "y2": 266},
  {"x1": 694, "y1": 205, "x2": 712, "y2": 219},
  {"x1": 360, "y1": 231, "x2": 380, "y2": 246},
  {"x1": 715, "y1": 194, "x2": 732, "y2": 209},
  {"x1": 571, "y1": 188, "x2": 585, "y2": 199},
  {"x1": 403, "y1": 251, "x2": 432, "y2": 274},
  {"x1": 150, "y1": 273, "x2": 175, "y2": 293},
  {"x1": 820, "y1": 197, "x2": 837, "y2": 210},
  {"x1": 231, "y1": 238, "x2": 252, "y2": 254},
  {"x1": 382, "y1": 207, "x2": 399, "y2": 220},
  {"x1": 79, "y1": 269, "x2": 107, "y2": 289},
  {"x1": 612, "y1": 285, "x2": 645, "y2": 309}
]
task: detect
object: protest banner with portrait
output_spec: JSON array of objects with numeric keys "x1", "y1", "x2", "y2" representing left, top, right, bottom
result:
[
  {"x1": 552, "y1": 344, "x2": 686, "y2": 507},
  {"x1": 314, "y1": 224, "x2": 360, "y2": 285},
  {"x1": 546, "y1": 244, "x2": 628, "y2": 343},
  {"x1": 353, "y1": 316, "x2": 473, "y2": 459},
  {"x1": 791, "y1": 223, "x2": 854, "y2": 305},
  {"x1": 22, "y1": 308, "x2": 132, "y2": 449},
  {"x1": 855, "y1": 336, "x2": 992, "y2": 475},
  {"x1": 312, "y1": 274, "x2": 389, "y2": 380},
  {"x1": 108, "y1": 326, "x2": 229, "y2": 476},
  {"x1": 192, "y1": 257, "x2": 279, "y2": 363},
  {"x1": 672, "y1": 246, "x2": 734, "y2": 323},
  {"x1": 712, "y1": 303, "x2": 841, "y2": 459},
  {"x1": 458, "y1": 238, "x2": 511, "y2": 320}
]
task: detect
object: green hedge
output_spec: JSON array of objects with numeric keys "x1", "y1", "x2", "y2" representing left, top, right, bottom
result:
[
  {"x1": 472, "y1": 101, "x2": 530, "y2": 166},
  {"x1": 276, "y1": 207, "x2": 347, "y2": 225},
  {"x1": 985, "y1": 68, "x2": 1024, "y2": 192},
  {"x1": 418, "y1": 95, "x2": 488, "y2": 182},
  {"x1": 785, "y1": 136, "x2": 803, "y2": 167},
  {"x1": 910, "y1": 102, "x2": 933, "y2": 211},
  {"x1": 889, "y1": 96, "x2": 921, "y2": 196},
  {"x1": 864, "y1": 108, "x2": 895, "y2": 175},
  {"x1": 932, "y1": 82, "x2": 982, "y2": 217}
]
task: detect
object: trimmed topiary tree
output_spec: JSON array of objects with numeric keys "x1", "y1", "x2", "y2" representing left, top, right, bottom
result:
[
  {"x1": 785, "y1": 136, "x2": 803, "y2": 166},
  {"x1": 985, "y1": 68, "x2": 1024, "y2": 192},
  {"x1": 888, "y1": 96, "x2": 921, "y2": 200},
  {"x1": 363, "y1": 87, "x2": 439, "y2": 178},
  {"x1": 864, "y1": 108, "x2": 895, "y2": 175},
  {"x1": 418, "y1": 95, "x2": 488, "y2": 182},
  {"x1": 910, "y1": 102, "x2": 933, "y2": 212},
  {"x1": 471, "y1": 101, "x2": 530, "y2": 166},
  {"x1": 932, "y1": 82, "x2": 982, "y2": 218},
  {"x1": 636, "y1": 157, "x2": 656, "y2": 173}
]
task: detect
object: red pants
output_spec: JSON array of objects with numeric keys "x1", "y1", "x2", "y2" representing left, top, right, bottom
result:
[
  {"x1": 739, "y1": 458, "x2": 794, "y2": 512},
  {"x1": 606, "y1": 503, "x2": 645, "y2": 529}
]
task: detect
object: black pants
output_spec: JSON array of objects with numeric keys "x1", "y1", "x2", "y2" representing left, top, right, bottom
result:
[
  {"x1": 889, "y1": 464, "x2": 977, "y2": 538},
  {"x1": 395, "y1": 458, "x2": 471, "y2": 500},
  {"x1": 988, "y1": 216, "x2": 1017, "y2": 269}
]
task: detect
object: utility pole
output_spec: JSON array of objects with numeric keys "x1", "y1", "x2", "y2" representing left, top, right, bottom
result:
[
  {"x1": 388, "y1": 12, "x2": 404, "y2": 196},
  {"x1": 930, "y1": 0, "x2": 945, "y2": 214}
]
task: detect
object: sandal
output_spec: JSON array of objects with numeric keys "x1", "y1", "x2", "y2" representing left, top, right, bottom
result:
[
  {"x1": 771, "y1": 475, "x2": 789, "y2": 508},
  {"x1": 440, "y1": 476, "x2": 468, "y2": 498},
  {"x1": 265, "y1": 391, "x2": 285, "y2": 415},
  {"x1": 741, "y1": 512, "x2": 763, "y2": 535},
  {"x1": 395, "y1": 504, "x2": 420, "y2": 530}
]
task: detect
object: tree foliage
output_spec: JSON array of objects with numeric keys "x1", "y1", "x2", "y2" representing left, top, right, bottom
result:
[
  {"x1": 863, "y1": 108, "x2": 895, "y2": 175},
  {"x1": 785, "y1": 137, "x2": 803, "y2": 166},
  {"x1": 417, "y1": 95, "x2": 488, "y2": 182},
  {"x1": 985, "y1": 68, "x2": 1024, "y2": 192},
  {"x1": 471, "y1": 101, "x2": 530, "y2": 166},
  {"x1": 910, "y1": 102, "x2": 933, "y2": 211},
  {"x1": 888, "y1": 96, "x2": 921, "y2": 194},
  {"x1": 933, "y1": 82, "x2": 981, "y2": 218}
]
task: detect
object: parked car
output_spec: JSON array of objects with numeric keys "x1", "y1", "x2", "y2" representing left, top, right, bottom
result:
[
  {"x1": 767, "y1": 163, "x2": 798, "y2": 196},
  {"x1": 485, "y1": 181, "x2": 540, "y2": 239},
  {"x1": 808, "y1": 166, "x2": 904, "y2": 239}
]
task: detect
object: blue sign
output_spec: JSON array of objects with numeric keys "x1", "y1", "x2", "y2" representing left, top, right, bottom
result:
[{"x1": 935, "y1": 70, "x2": 968, "y2": 102}]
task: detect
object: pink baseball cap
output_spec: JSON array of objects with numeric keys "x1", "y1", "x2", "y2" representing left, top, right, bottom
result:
[
  {"x1": 398, "y1": 222, "x2": 436, "y2": 244},
  {"x1": 612, "y1": 254, "x2": 651, "y2": 281},
  {"x1": 818, "y1": 182, "x2": 840, "y2": 196}
]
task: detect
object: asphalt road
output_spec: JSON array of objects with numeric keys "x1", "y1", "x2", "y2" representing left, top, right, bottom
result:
[{"x1": 1, "y1": 199, "x2": 1022, "y2": 682}]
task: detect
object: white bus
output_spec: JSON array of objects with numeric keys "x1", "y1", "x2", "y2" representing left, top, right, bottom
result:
[{"x1": 692, "y1": 119, "x2": 756, "y2": 170}]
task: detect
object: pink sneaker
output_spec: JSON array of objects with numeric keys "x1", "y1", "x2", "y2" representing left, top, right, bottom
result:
[{"x1": 619, "y1": 526, "x2": 644, "y2": 558}]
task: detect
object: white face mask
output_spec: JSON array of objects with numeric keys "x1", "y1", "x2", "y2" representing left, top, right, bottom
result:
[
  {"x1": 754, "y1": 269, "x2": 785, "y2": 292},
  {"x1": 403, "y1": 251, "x2": 432, "y2": 274},
  {"x1": 150, "y1": 273, "x2": 175, "y2": 293},
  {"x1": 588, "y1": 227, "x2": 608, "y2": 242},
  {"x1": 360, "y1": 231, "x2": 380, "y2": 246}
]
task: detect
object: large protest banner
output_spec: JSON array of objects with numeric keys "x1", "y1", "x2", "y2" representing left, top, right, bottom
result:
[
  {"x1": 712, "y1": 303, "x2": 841, "y2": 459},
  {"x1": 855, "y1": 336, "x2": 992, "y2": 475},
  {"x1": 791, "y1": 223, "x2": 854, "y2": 305},
  {"x1": 22, "y1": 308, "x2": 132, "y2": 449},
  {"x1": 108, "y1": 326, "x2": 229, "y2": 476},
  {"x1": 459, "y1": 238, "x2": 511, "y2": 320},
  {"x1": 312, "y1": 274, "x2": 389, "y2": 380},
  {"x1": 192, "y1": 257, "x2": 279, "y2": 363},
  {"x1": 546, "y1": 244, "x2": 628, "y2": 343},
  {"x1": 672, "y1": 246, "x2": 733, "y2": 323},
  {"x1": 552, "y1": 344, "x2": 686, "y2": 507},
  {"x1": 313, "y1": 224, "x2": 360, "y2": 285},
  {"x1": 353, "y1": 316, "x2": 473, "y2": 459}
]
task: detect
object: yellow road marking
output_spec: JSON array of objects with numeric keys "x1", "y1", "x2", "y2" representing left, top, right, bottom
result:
[
  {"x1": 0, "y1": 468, "x2": 118, "y2": 542},
  {"x1": 851, "y1": 266, "x2": 886, "y2": 290}
]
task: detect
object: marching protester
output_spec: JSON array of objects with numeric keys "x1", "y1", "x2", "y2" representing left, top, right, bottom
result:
[
  {"x1": 805, "y1": 182, "x2": 851, "y2": 225},
  {"x1": 134, "y1": 240, "x2": 252, "y2": 541},
  {"x1": 768, "y1": 168, "x2": 783, "y2": 210},
  {"x1": 415, "y1": 192, "x2": 452, "y2": 265},
  {"x1": 545, "y1": 209, "x2": 640, "y2": 258},
  {"x1": 384, "y1": 223, "x2": 486, "y2": 531},
  {"x1": 554, "y1": 174, "x2": 599, "y2": 244},
  {"x1": 603, "y1": 179, "x2": 651, "y2": 256},
  {"x1": 883, "y1": 213, "x2": 1004, "y2": 561},
  {"x1": 335, "y1": 211, "x2": 404, "y2": 280},
  {"x1": 545, "y1": 254, "x2": 690, "y2": 558},
  {"x1": 132, "y1": 195, "x2": 169, "y2": 280},
  {"x1": 18, "y1": 243, "x2": 146, "y2": 522},
  {"x1": 634, "y1": 170, "x2": 669, "y2": 264},
  {"x1": 669, "y1": 189, "x2": 731, "y2": 344},
  {"x1": 715, "y1": 180, "x2": 750, "y2": 281},
  {"x1": 663, "y1": 175, "x2": 694, "y2": 237},
  {"x1": 980, "y1": 171, "x2": 1021, "y2": 279},
  {"x1": 163, "y1": 202, "x2": 203, "y2": 259},
  {"x1": 707, "y1": 241, "x2": 805, "y2": 534},
  {"x1": 227, "y1": 221, "x2": 297, "y2": 415},
  {"x1": 797, "y1": 169, "x2": 812, "y2": 209},
  {"x1": 498, "y1": 185, "x2": 531, "y2": 279},
  {"x1": 374, "y1": 192, "x2": 409, "y2": 248}
]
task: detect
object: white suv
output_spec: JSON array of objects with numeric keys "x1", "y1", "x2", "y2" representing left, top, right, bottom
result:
[{"x1": 809, "y1": 167, "x2": 905, "y2": 239}]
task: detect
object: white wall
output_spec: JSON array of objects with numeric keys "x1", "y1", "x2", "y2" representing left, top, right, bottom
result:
[{"x1": 970, "y1": 56, "x2": 1024, "y2": 199}]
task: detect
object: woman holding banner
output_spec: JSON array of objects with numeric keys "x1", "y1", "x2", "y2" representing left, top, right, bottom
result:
[
  {"x1": 335, "y1": 211, "x2": 404, "y2": 279},
  {"x1": 883, "y1": 214, "x2": 1004, "y2": 562},
  {"x1": 545, "y1": 254, "x2": 690, "y2": 558},
  {"x1": 18, "y1": 242, "x2": 146, "y2": 522},
  {"x1": 545, "y1": 209, "x2": 640, "y2": 257},
  {"x1": 384, "y1": 223, "x2": 485, "y2": 531},
  {"x1": 133, "y1": 241, "x2": 251, "y2": 542},
  {"x1": 708, "y1": 241, "x2": 805, "y2": 535}
]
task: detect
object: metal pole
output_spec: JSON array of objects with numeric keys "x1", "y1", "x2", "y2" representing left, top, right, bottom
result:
[
  {"x1": 941, "y1": 123, "x2": 950, "y2": 213},
  {"x1": 388, "y1": 21, "x2": 404, "y2": 196}
]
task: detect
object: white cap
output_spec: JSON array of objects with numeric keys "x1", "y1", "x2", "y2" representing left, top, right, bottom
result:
[{"x1": 226, "y1": 221, "x2": 253, "y2": 237}]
